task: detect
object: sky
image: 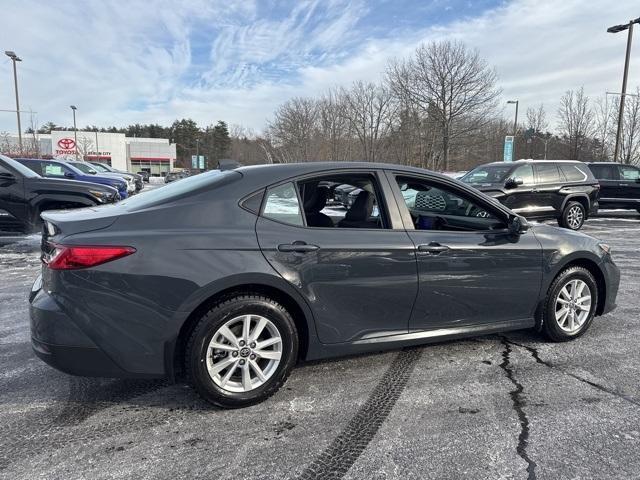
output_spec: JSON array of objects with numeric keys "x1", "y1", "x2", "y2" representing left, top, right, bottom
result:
[{"x1": 1, "y1": 0, "x2": 639, "y2": 134}]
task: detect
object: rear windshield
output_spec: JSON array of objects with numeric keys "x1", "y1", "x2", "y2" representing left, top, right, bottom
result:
[
  {"x1": 461, "y1": 165, "x2": 513, "y2": 184},
  {"x1": 118, "y1": 169, "x2": 241, "y2": 211}
]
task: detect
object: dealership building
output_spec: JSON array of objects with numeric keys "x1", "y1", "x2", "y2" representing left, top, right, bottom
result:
[{"x1": 1, "y1": 130, "x2": 176, "y2": 176}]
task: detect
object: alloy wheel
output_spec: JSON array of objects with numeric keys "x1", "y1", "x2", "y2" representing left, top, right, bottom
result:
[
  {"x1": 206, "y1": 315, "x2": 283, "y2": 393},
  {"x1": 554, "y1": 279, "x2": 592, "y2": 333},
  {"x1": 566, "y1": 205, "x2": 584, "y2": 229}
]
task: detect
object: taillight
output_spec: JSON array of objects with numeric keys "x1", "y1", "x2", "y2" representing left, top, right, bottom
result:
[{"x1": 44, "y1": 244, "x2": 136, "y2": 270}]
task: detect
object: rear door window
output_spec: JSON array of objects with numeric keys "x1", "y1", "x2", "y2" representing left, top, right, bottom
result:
[
  {"x1": 619, "y1": 165, "x2": 640, "y2": 180},
  {"x1": 262, "y1": 182, "x2": 303, "y2": 226},
  {"x1": 589, "y1": 164, "x2": 619, "y2": 180},
  {"x1": 535, "y1": 164, "x2": 562, "y2": 184}
]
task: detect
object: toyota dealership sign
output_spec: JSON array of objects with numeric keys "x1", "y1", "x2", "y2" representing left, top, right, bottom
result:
[{"x1": 55, "y1": 138, "x2": 76, "y2": 155}]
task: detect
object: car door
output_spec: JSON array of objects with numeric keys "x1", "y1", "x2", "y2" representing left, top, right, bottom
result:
[
  {"x1": 617, "y1": 165, "x2": 640, "y2": 206},
  {"x1": 388, "y1": 171, "x2": 543, "y2": 331},
  {"x1": 501, "y1": 164, "x2": 537, "y2": 214},
  {"x1": 255, "y1": 171, "x2": 418, "y2": 344},
  {"x1": 589, "y1": 164, "x2": 619, "y2": 205},
  {"x1": 533, "y1": 163, "x2": 564, "y2": 216}
]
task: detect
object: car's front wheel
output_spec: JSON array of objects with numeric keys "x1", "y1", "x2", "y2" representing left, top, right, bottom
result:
[
  {"x1": 542, "y1": 266, "x2": 598, "y2": 342},
  {"x1": 558, "y1": 201, "x2": 585, "y2": 230},
  {"x1": 186, "y1": 294, "x2": 298, "y2": 408}
]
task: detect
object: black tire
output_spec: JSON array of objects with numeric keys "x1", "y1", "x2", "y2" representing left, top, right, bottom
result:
[
  {"x1": 185, "y1": 294, "x2": 298, "y2": 408},
  {"x1": 542, "y1": 266, "x2": 598, "y2": 342},
  {"x1": 558, "y1": 201, "x2": 585, "y2": 230}
]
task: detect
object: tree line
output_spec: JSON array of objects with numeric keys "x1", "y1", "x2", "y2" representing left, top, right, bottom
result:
[
  {"x1": 263, "y1": 40, "x2": 640, "y2": 170},
  {"x1": 8, "y1": 39, "x2": 640, "y2": 171}
]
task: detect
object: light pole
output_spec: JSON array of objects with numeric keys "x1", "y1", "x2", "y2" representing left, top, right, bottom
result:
[
  {"x1": 5, "y1": 51, "x2": 22, "y2": 154},
  {"x1": 607, "y1": 17, "x2": 640, "y2": 162},
  {"x1": 70, "y1": 105, "x2": 78, "y2": 160},
  {"x1": 507, "y1": 100, "x2": 519, "y2": 160}
]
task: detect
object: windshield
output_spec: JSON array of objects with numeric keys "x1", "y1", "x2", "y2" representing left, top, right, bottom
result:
[
  {"x1": 0, "y1": 155, "x2": 40, "y2": 178},
  {"x1": 69, "y1": 161, "x2": 98, "y2": 174},
  {"x1": 118, "y1": 169, "x2": 240, "y2": 211},
  {"x1": 461, "y1": 165, "x2": 514, "y2": 184}
]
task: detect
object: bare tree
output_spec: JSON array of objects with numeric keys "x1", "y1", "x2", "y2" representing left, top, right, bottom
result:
[
  {"x1": 316, "y1": 88, "x2": 352, "y2": 162},
  {"x1": 267, "y1": 97, "x2": 318, "y2": 162},
  {"x1": 387, "y1": 40, "x2": 501, "y2": 170},
  {"x1": 75, "y1": 136, "x2": 95, "y2": 160},
  {"x1": 526, "y1": 103, "x2": 548, "y2": 133},
  {"x1": 593, "y1": 95, "x2": 616, "y2": 160},
  {"x1": 340, "y1": 81, "x2": 394, "y2": 162},
  {"x1": 620, "y1": 87, "x2": 640, "y2": 165},
  {"x1": 557, "y1": 87, "x2": 595, "y2": 160}
]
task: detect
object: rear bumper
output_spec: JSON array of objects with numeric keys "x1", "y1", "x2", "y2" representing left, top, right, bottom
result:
[
  {"x1": 30, "y1": 285, "x2": 162, "y2": 379},
  {"x1": 31, "y1": 337, "x2": 137, "y2": 377}
]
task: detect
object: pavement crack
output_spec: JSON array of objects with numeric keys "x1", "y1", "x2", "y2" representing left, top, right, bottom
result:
[
  {"x1": 499, "y1": 337, "x2": 537, "y2": 480},
  {"x1": 298, "y1": 347, "x2": 422, "y2": 480},
  {"x1": 504, "y1": 338, "x2": 640, "y2": 407}
]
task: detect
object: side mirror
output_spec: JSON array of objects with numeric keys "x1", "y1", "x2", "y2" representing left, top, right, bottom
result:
[
  {"x1": 508, "y1": 215, "x2": 529, "y2": 235},
  {"x1": 505, "y1": 177, "x2": 524, "y2": 189},
  {"x1": 64, "y1": 172, "x2": 75, "y2": 179}
]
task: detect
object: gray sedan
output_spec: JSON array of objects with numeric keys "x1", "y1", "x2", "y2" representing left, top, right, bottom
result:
[{"x1": 29, "y1": 162, "x2": 620, "y2": 408}]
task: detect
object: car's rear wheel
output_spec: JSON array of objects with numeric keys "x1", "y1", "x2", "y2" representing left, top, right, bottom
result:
[
  {"x1": 542, "y1": 266, "x2": 598, "y2": 342},
  {"x1": 185, "y1": 294, "x2": 298, "y2": 408},
  {"x1": 558, "y1": 201, "x2": 585, "y2": 230}
]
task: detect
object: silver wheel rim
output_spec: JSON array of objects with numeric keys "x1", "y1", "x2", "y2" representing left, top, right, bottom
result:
[
  {"x1": 555, "y1": 279, "x2": 592, "y2": 333},
  {"x1": 206, "y1": 315, "x2": 283, "y2": 393},
  {"x1": 566, "y1": 206, "x2": 583, "y2": 229}
]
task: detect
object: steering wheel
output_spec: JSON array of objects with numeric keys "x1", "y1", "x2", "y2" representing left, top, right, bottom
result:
[{"x1": 465, "y1": 204, "x2": 490, "y2": 218}]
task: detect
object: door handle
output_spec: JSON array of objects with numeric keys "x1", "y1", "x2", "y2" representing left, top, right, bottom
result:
[
  {"x1": 277, "y1": 242, "x2": 320, "y2": 253},
  {"x1": 417, "y1": 242, "x2": 450, "y2": 254},
  {"x1": 619, "y1": 183, "x2": 629, "y2": 187}
]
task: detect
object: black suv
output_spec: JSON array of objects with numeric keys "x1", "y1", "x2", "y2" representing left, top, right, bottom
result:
[
  {"x1": 586, "y1": 162, "x2": 640, "y2": 213},
  {"x1": 0, "y1": 155, "x2": 119, "y2": 232},
  {"x1": 461, "y1": 160, "x2": 599, "y2": 230}
]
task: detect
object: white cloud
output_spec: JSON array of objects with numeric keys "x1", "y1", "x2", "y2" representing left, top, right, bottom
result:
[{"x1": 0, "y1": 0, "x2": 638, "y2": 134}]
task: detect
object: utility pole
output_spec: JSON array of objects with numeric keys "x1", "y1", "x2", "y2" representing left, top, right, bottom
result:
[
  {"x1": 608, "y1": 17, "x2": 640, "y2": 162},
  {"x1": 70, "y1": 105, "x2": 78, "y2": 160},
  {"x1": 4, "y1": 51, "x2": 22, "y2": 154}
]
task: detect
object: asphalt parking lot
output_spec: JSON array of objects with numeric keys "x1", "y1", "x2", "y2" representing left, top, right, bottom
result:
[{"x1": 1, "y1": 212, "x2": 639, "y2": 480}]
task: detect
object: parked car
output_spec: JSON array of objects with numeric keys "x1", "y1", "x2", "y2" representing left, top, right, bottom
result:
[
  {"x1": 138, "y1": 171, "x2": 150, "y2": 183},
  {"x1": 67, "y1": 161, "x2": 136, "y2": 195},
  {"x1": 333, "y1": 183, "x2": 358, "y2": 206},
  {"x1": 89, "y1": 161, "x2": 144, "y2": 192},
  {"x1": 586, "y1": 162, "x2": 640, "y2": 213},
  {"x1": 17, "y1": 158, "x2": 128, "y2": 199},
  {"x1": 165, "y1": 171, "x2": 190, "y2": 183},
  {"x1": 30, "y1": 162, "x2": 619, "y2": 408},
  {"x1": 0, "y1": 154, "x2": 119, "y2": 232},
  {"x1": 461, "y1": 160, "x2": 600, "y2": 230}
]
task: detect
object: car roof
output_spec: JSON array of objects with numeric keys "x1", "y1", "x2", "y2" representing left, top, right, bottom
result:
[
  {"x1": 234, "y1": 161, "x2": 454, "y2": 183},
  {"x1": 474, "y1": 159, "x2": 584, "y2": 168}
]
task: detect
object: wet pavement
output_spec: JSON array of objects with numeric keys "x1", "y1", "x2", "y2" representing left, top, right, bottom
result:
[{"x1": 1, "y1": 212, "x2": 639, "y2": 479}]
